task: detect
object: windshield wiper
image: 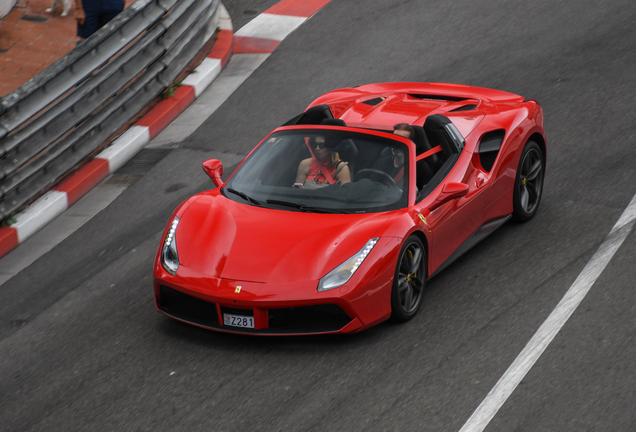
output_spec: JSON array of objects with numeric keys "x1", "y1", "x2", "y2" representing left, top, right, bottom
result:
[
  {"x1": 266, "y1": 199, "x2": 348, "y2": 214},
  {"x1": 226, "y1": 188, "x2": 262, "y2": 206}
]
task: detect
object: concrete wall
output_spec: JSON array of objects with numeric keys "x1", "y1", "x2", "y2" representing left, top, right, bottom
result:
[{"x1": 0, "y1": 0, "x2": 19, "y2": 19}]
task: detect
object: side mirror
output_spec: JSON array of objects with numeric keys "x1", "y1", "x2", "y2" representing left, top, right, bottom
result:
[
  {"x1": 429, "y1": 182, "x2": 469, "y2": 212},
  {"x1": 202, "y1": 159, "x2": 224, "y2": 188}
]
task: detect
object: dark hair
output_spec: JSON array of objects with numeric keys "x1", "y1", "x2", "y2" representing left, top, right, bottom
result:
[{"x1": 393, "y1": 123, "x2": 414, "y2": 138}]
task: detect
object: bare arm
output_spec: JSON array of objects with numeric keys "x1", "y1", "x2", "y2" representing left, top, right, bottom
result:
[{"x1": 295, "y1": 158, "x2": 311, "y2": 183}]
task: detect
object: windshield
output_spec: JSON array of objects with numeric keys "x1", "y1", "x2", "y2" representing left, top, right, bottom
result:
[{"x1": 223, "y1": 128, "x2": 410, "y2": 213}]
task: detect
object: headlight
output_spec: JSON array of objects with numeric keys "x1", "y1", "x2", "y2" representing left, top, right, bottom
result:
[
  {"x1": 318, "y1": 238, "x2": 379, "y2": 292},
  {"x1": 161, "y1": 217, "x2": 180, "y2": 275}
]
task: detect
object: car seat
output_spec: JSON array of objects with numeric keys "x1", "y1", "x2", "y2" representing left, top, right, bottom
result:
[
  {"x1": 410, "y1": 125, "x2": 439, "y2": 188},
  {"x1": 423, "y1": 114, "x2": 458, "y2": 169},
  {"x1": 412, "y1": 126, "x2": 439, "y2": 173}
]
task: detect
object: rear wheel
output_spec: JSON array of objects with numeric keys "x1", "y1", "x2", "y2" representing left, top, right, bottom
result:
[
  {"x1": 512, "y1": 141, "x2": 544, "y2": 222},
  {"x1": 390, "y1": 236, "x2": 426, "y2": 322}
]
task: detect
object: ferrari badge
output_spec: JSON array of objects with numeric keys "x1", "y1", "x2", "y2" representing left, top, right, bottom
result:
[{"x1": 235, "y1": 286, "x2": 242, "y2": 293}]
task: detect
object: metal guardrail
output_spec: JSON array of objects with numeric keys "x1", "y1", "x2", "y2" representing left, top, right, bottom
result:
[{"x1": 0, "y1": 0, "x2": 220, "y2": 221}]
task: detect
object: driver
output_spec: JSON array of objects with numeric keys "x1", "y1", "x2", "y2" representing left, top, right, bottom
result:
[
  {"x1": 373, "y1": 123, "x2": 413, "y2": 179},
  {"x1": 296, "y1": 135, "x2": 351, "y2": 188}
]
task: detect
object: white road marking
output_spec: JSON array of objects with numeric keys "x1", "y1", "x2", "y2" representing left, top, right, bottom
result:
[{"x1": 459, "y1": 192, "x2": 636, "y2": 432}]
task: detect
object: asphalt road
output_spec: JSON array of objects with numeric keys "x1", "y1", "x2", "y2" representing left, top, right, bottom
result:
[{"x1": 2, "y1": 0, "x2": 636, "y2": 430}]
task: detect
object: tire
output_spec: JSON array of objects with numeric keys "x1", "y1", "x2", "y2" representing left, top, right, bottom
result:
[
  {"x1": 512, "y1": 141, "x2": 544, "y2": 222},
  {"x1": 390, "y1": 235, "x2": 426, "y2": 322}
]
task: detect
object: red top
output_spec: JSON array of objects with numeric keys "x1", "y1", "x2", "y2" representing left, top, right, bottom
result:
[{"x1": 307, "y1": 158, "x2": 339, "y2": 184}]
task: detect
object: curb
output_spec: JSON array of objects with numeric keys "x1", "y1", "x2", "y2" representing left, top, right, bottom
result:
[{"x1": 0, "y1": 0, "x2": 333, "y2": 260}]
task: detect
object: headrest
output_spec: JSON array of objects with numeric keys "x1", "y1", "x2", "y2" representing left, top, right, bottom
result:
[
  {"x1": 423, "y1": 114, "x2": 452, "y2": 131},
  {"x1": 296, "y1": 104, "x2": 334, "y2": 125},
  {"x1": 320, "y1": 118, "x2": 346, "y2": 126},
  {"x1": 423, "y1": 114, "x2": 455, "y2": 155},
  {"x1": 336, "y1": 138, "x2": 357, "y2": 154}
]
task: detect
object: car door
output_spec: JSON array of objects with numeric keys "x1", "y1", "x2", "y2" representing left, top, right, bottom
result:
[
  {"x1": 415, "y1": 116, "x2": 487, "y2": 276},
  {"x1": 419, "y1": 159, "x2": 485, "y2": 275}
]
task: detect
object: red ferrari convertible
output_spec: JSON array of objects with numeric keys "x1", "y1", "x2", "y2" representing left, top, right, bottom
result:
[{"x1": 153, "y1": 83, "x2": 546, "y2": 335}]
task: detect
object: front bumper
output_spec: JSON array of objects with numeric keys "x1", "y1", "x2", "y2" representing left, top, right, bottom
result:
[{"x1": 156, "y1": 285, "x2": 360, "y2": 335}]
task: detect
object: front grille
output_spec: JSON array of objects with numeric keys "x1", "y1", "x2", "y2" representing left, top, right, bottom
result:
[
  {"x1": 158, "y1": 286, "x2": 219, "y2": 328},
  {"x1": 157, "y1": 286, "x2": 353, "y2": 335},
  {"x1": 268, "y1": 304, "x2": 351, "y2": 333}
]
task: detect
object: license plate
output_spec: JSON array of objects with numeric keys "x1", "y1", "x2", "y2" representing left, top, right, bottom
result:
[{"x1": 223, "y1": 313, "x2": 255, "y2": 328}]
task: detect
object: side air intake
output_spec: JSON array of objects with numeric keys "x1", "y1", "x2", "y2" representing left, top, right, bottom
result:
[{"x1": 478, "y1": 130, "x2": 505, "y2": 172}]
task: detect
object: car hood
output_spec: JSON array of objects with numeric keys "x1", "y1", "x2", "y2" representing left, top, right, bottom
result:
[{"x1": 175, "y1": 192, "x2": 393, "y2": 284}]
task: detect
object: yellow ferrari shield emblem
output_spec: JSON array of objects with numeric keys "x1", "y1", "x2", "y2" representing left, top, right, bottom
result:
[
  {"x1": 235, "y1": 286, "x2": 242, "y2": 293},
  {"x1": 418, "y1": 214, "x2": 427, "y2": 225}
]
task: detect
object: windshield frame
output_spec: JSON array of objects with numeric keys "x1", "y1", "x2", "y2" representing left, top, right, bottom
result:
[{"x1": 222, "y1": 125, "x2": 417, "y2": 213}]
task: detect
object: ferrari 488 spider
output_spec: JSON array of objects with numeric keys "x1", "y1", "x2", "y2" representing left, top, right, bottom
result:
[{"x1": 154, "y1": 82, "x2": 546, "y2": 335}]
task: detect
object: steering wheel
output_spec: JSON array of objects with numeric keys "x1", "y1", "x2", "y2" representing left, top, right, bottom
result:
[{"x1": 355, "y1": 168, "x2": 397, "y2": 188}]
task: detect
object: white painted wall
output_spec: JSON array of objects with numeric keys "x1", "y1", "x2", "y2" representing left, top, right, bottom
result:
[{"x1": 0, "y1": 0, "x2": 19, "y2": 19}]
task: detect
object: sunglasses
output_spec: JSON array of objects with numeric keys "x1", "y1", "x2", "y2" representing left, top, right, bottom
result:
[{"x1": 311, "y1": 140, "x2": 327, "y2": 149}]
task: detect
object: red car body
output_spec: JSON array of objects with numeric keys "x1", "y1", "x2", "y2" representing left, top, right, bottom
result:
[{"x1": 153, "y1": 83, "x2": 546, "y2": 335}]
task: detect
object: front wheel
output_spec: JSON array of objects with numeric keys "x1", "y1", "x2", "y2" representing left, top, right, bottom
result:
[
  {"x1": 390, "y1": 236, "x2": 426, "y2": 322},
  {"x1": 512, "y1": 141, "x2": 544, "y2": 222}
]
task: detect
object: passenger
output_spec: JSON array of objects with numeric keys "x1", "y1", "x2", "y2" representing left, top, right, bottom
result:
[
  {"x1": 393, "y1": 123, "x2": 415, "y2": 140},
  {"x1": 296, "y1": 136, "x2": 351, "y2": 188}
]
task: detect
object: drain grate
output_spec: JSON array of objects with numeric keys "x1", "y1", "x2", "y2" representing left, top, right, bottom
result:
[
  {"x1": 115, "y1": 148, "x2": 172, "y2": 175},
  {"x1": 20, "y1": 14, "x2": 48, "y2": 23}
]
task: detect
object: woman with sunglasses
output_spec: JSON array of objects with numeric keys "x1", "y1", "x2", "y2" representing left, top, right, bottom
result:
[{"x1": 295, "y1": 135, "x2": 351, "y2": 189}]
